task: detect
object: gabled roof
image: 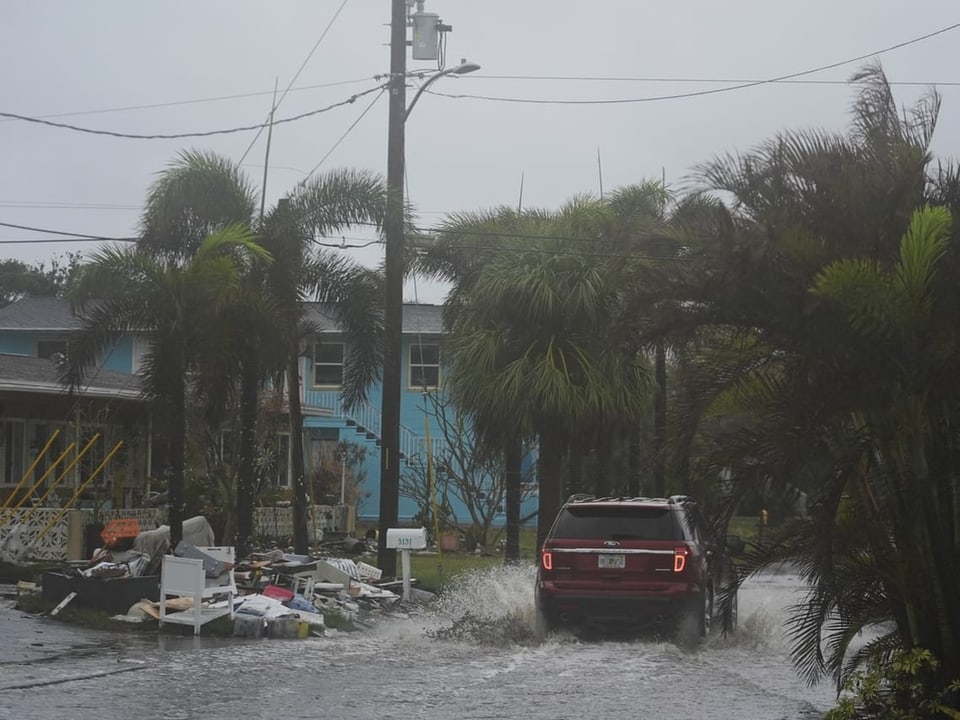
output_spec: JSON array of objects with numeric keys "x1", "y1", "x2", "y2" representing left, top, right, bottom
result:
[
  {"x1": 0, "y1": 297, "x2": 447, "y2": 335},
  {"x1": 0, "y1": 353, "x2": 143, "y2": 399},
  {"x1": 302, "y1": 302, "x2": 444, "y2": 335},
  {"x1": 0, "y1": 296, "x2": 81, "y2": 331}
]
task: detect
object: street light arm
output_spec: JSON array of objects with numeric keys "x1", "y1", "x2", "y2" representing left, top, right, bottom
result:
[{"x1": 404, "y1": 60, "x2": 480, "y2": 122}]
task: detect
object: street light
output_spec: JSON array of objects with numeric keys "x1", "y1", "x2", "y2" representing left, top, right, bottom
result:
[
  {"x1": 377, "y1": 3, "x2": 480, "y2": 578},
  {"x1": 405, "y1": 60, "x2": 481, "y2": 120}
]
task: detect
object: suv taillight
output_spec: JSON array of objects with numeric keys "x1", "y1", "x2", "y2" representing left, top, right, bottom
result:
[
  {"x1": 541, "y1": 549, "x2": 553, "y2": 571},
  {"x1": 673, "y1": 546, "x2": 690, "y2": 573}
]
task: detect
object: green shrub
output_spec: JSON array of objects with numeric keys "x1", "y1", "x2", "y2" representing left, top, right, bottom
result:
[{"x1": 825, "y1": 649, "x2": 960, "y2": 720}]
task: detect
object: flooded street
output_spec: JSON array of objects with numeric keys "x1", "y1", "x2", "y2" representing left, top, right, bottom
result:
[{"x1": 0, "y1": 566, "x2": 837, "y2": 720}]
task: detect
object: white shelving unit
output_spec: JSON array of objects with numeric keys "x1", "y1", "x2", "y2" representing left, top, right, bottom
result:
[{"x1": 159, "y1": 547, "x2": 236, "y2": 635}]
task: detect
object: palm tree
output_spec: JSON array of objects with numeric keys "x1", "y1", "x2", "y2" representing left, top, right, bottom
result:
[
  {"x1": 62, "y1": 227, "x2": 269, "y2": 548},
  {"x1": 139, "y1": 151, "x2": 385, "y2": 555},
  {"x1": 417, "y1": 206, "x2": 594, "y2": 559},
  {"x1": 439, "y1": 199, "x2": 653, "y2": 547},
  {"x1": 261, "y1": 181, "x2": 384, "y2": 553},
  {"x1": 807, "y1": 204, "x2": 960, "y2": 686},
  {"x1": 635, "y1": 64, "x2": 960, "y2": 698}
]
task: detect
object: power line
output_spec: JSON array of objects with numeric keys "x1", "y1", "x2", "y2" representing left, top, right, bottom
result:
[
  {"x1": 0, "y1": 230, "x2": 692, "y2": 262},
  {"x1": 0, "y1": 216, "x2": 689, "y2": 256},
  {"x1": 478, "y1": 75, "x2": 960, "y2": 87},
  {"x1": 0, "y1": 237, "x2": 133, "y2": 245},
  {"x1": 0, "y1": 221, "x2": 136, "y2": 242},
  {"x1": 314, "y1": 236, "x2": 689, "y2": 261},
  {"x1": 9, "y1": 73, "x2": 957, "y2": 130},
  {"x1": 0, "y1": 78, "x2": 372, "y2": 124},
  {"x1": 0, "y1": 201, "x2": 140, "y2": 211},
  {"x1": 0, "y1": 85, "x2": 385, "y2": 140},
  {"x1": 238, "y1": 0, "x2": 351, "y2": 164},
  {"x1": 299, "y1": 89, "x2": 387, "y2": 185},
  {"x1": 426, "y1": 21, "x2": 960, "y2": 106}
]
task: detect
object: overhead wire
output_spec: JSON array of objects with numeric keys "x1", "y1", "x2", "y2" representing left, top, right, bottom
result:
[
  {"x1": 475, "y1": 75, "x2": 960, "y2": 87},
  {"x1": 3, "y1": 22, "x2": 955, "y2": 142},
  {"x1": 0, "y1": 84, "x2": 384, "y2": 141},
  {"x1": 238, "y1": 0, "x2": 352, "y2": 164},
  {"x1": 0, "y1": 221, "x2": 135, "y2": 241},
  {"x1": 0, "y1": 20, "x2": 955, "y2": 140},
  {"x1": 425, "y1": 20, "x2": 960, "y2": 106},
  {"x1": 298, "y1": 88, "x2": 387, "y2": 186},
  {"x1": 0, "y1": 78, "x2": 373, "y2": 124},
  {"x1": 0, "y1": 201, "x2": 140, "y2": 211},
  {"x1": 0, "y1": 215, "x2": 707, "y2": 263}
]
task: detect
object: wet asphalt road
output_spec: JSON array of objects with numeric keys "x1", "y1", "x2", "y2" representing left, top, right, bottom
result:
[{"x1": 0, "y1": 567, "x2": 838, "y2": 720}]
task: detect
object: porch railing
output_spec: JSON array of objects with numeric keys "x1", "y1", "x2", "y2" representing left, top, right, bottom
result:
[{"x1": 302, "y1": 389, "x2": 426, "y2": 461}]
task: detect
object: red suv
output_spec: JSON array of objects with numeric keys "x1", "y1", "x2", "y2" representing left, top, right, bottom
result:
[{"x1": 535, "y1": 494, "x2": 740, "y2": 645}]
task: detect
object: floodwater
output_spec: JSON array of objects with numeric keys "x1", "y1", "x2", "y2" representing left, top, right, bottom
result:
[{"x1": 0, "y1": 566, "x2": 838, "y2": 720}]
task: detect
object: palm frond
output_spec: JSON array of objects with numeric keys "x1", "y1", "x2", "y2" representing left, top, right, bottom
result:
[{"x1": 141, "y1": 149, "x2": 257, "y2": 258}]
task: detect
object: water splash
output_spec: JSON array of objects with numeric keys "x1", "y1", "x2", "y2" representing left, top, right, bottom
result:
[
  {"x1": 417, "y1": 561, "x2": 809, "y2": 661},
  {"x1": 426, "y1": 563, "x2": 539, "y2": 645}
]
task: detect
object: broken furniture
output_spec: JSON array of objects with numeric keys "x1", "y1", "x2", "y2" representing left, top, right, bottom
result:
[
  {"x1": 159, "y1": 546, "x2": 236, "y2": 634},
  {"x1": 41, "y1": 569, "x2": 160, "y2": 614}
]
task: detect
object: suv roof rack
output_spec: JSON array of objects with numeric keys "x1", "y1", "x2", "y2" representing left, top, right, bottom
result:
[{"x1": 564, "y1": 494, "x2": 693, "y2": 505}]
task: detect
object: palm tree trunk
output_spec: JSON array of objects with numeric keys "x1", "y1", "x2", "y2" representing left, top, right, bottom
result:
[
  {"x1": 653, "y1": 342, "x2": 667, "y2": 497},
  {"x1": 504, "y1": 436, "x2": 522, "y2": 564},
  {"x1": 628, "y1": 419, "x2": 641, "y2": 496},
  {"x1": 536, "y1": 427, "x2": 566, "y2": 549},
  {"x1": 235, "y1": 345, "x2": 259, "y2": 558},
  {"x1": 288, "y1": 345, "x2": 310, "y2": 554},
  {"x1": 168, "y1": 378, "x2": 186, "y2": 550}
]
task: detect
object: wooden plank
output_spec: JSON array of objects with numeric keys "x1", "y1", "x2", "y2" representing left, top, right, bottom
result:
[
  {"x1": 50, "y1": 591, "x2": 77, "y2": 616},
  {"x1": 137, "y1": 601, "x2": 161, "y2": 620}
]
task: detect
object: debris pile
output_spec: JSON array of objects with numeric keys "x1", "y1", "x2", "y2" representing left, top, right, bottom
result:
[
  {"x1": 33, "y1": 517, "x2": 415, "y2": 636},
  {"x1": 232, "y1": 551, "x2": 400, "y2": 630}
]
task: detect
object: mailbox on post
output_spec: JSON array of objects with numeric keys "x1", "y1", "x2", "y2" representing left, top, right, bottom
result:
[
  {"x1": 385, "y1": 527, "x2": 428, "y2": 602},
  {"x1": 385, "y1": 527, "x2": 428, "y2": 550}
]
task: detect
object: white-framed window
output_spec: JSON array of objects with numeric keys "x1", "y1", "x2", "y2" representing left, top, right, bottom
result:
[
  {"x1": 312, "y1": 342, "x2": 344, "y2": 388},
  {"x1": 409, "y1": 342, "x2": 441, "y2": 389},
  {"x1": 0, "y1": 420, "x2": 24, "y2": 487}
]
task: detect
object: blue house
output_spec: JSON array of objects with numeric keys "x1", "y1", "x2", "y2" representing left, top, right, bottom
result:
[
  {"x1": 0, "y1": 296, "x2": 537, "y2": 529},
  {"x1": 0, "y1": 297, "x2": 151, "y2": 508}
]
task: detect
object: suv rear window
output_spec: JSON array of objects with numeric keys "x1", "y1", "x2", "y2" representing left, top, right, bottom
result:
[{"x1": 549, "y1": 506, "x2": 680, "y2": 541}]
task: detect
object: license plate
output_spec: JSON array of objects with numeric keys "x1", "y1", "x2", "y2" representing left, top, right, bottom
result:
[{"x1": 598, "y1": 554, "x2": 625, "y2": 569}]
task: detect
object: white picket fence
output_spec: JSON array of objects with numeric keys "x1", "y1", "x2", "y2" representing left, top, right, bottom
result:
[{"x1": 0, "y1": 504, "x2": 354, "y2": 561}]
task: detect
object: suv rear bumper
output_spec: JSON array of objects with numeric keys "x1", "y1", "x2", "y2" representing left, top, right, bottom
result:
[{"x1": 537, "y1": 587, "x2": 702, "y2": 629}]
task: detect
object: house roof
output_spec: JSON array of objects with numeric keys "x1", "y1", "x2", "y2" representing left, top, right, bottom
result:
[
  {"x1": 302, "y1": 302, "x2": 444, "y2": 335},
  {"x1": 0, "y1": 353, "x2": 143, "y2": 399},
  {"x1": 0, "y1": 297, "x2": 447, "y2": 335},
  {"x1": 0, "y1": 296, "x2": 81, "y2": 331}
]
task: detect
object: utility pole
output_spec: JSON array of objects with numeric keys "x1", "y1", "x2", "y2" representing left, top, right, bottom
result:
[{"x1": 378, "y1": 0, "x2": 407, "y2": 577}]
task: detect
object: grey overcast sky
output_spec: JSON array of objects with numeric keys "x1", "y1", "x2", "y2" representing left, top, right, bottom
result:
[{"x1": 1, "y1": 1, "x2": 958, "y2": 303}]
